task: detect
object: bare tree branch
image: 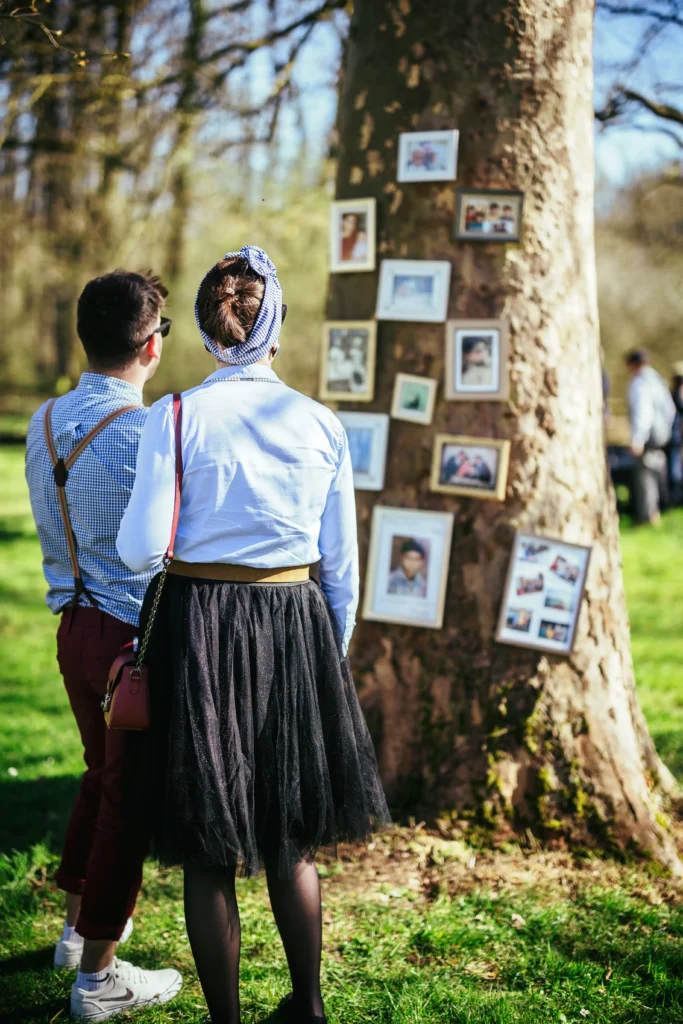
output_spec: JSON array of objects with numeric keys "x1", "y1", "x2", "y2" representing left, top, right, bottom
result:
[{"x1": 597, "y1": 2, "x2": 683, "y2": 28}]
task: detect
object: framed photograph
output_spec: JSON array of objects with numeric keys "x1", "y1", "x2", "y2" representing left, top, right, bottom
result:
[
  {"x1": 397, "y1": 129, "x2": 459, "y2": 183},
  {"x1": 319, "y1": 321, "x2": 377, "y2": 402},
  {"x1": 495, "y1": 531, "x2": 592, "y2": 656},
  {"x1": 329, "y1": 198, "x2": 376, "y2": 273},
  {"x1": 336, "y1": 412, "x2": 389, "y2": 491},
  {"x1": 454, "y1": 189, "x2": 524, "y2": 242},
  {"x1": 391, "y1": 373, "x2": 438, "y2": 425},
  {"x1": 362, "y1": 506, "x2": 454, "y2": 629},
  {"x1": 445, "y1": 319, "x2": 509, "y2": 401},
  {"x1": 430, "y1": 434, "x2": 511, "y2": 501},
  {"x1": 376, "y1": 259, "x2": 451, "y2": 323}
]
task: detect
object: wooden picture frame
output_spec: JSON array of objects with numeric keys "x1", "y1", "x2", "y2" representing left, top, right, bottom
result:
[
  {"x1": 397, "y1": 129, "x2": 459, "y2": 183},
  {"x1": 495, "y1": 530, "x2": 593, "y2": 656},
  {"x1": 445, "y1": 319, "x2": 509, "y2": 401},
  {"x1": 430, "y1": 434, "x2": 511, "y2": 501},
  {"x1": 376, "y1": 259, "x2": 451, "y2": 323},
  {"x1": 453, "y1": 188, "x2": 524, "y2": 243},
  {"x1": 319, "y1": 320, "x2": 377, "y2": 403},
  {"x1": 329, "y1": 197, "x2": 376, "y2": 273},
  {"x1": 336, "y1": 412, "x2": 389, "y2": 491},
  {"x1": 362, "y1": 506, "x2": 454, "y2": 629},
  {"x1": 391, "y1": 373, "x2": 438, "y2": 425}
]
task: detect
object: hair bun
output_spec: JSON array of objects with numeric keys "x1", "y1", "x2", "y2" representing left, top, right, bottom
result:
[{"x1": 224, "y1": 286, "x2": 236, "y2": 296}]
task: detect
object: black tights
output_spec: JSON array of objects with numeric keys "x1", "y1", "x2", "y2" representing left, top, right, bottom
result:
[{"x1": 184, "y1": 857, "x2": 324, "y2": 1024}]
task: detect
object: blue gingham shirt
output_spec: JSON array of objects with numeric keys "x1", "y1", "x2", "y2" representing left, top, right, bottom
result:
[{"x1": 25, "y1": 373, "x2": 158, "y2": 626}]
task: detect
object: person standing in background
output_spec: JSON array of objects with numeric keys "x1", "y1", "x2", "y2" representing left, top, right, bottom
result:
[
  {"x1": 25, "y1": 271, "x2": 182, "y2": 1020},
  {"x1": 668, "y1": 362, "x2": 683, "y2": 506},
  {"x1": 625, "y1": 349, "x2": 676, "y2": 526}
]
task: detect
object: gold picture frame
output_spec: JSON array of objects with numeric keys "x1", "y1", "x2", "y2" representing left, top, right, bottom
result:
[
  {"x1": 445, "y1": 319, "x2": 509, "y2": 401},
  {"x1": 319, "y1": 320, "x2": 377, "y2": 403},
  {"x1": 390, "y1": 373, "x2": 438, "y2": 425},
  {"x1": 430, "y1": 434, "x2": 511, "y2": 501}
]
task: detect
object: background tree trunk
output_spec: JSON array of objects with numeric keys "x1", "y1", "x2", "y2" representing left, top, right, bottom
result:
[{"x1": 328, "y1": 0, "x2": 680, "y2": 869}]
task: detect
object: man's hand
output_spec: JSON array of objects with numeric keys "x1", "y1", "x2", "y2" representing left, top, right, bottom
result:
[{"x1": 630, "y1": 442, "x2": 644, "y2": 458}]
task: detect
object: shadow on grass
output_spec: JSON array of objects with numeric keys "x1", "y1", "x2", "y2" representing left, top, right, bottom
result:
[
  {"x1": 0, "y1": 776, "x2": 76, "y2": 856},
  {"x1": 0, "y1": 948, "x2": 54, "y2": 977}
]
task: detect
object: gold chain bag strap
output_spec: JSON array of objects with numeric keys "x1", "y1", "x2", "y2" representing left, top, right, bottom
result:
[{"x1": 102, "y1": 393, "x2": 183, "y2": 730}]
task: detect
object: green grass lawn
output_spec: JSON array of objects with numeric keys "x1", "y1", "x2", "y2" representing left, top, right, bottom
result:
[{"x1": 1, "y1": 445, "x2": 683, "y2": 1024}]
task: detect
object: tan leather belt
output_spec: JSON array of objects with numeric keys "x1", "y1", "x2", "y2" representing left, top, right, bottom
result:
[{"x1": 167, "y1": 561, "x2": 310, "y2": 584}]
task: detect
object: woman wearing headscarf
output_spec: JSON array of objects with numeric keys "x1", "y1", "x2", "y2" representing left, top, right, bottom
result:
[{"x1": 117, "y1": 246, "x2": 390, "y2": 1024}]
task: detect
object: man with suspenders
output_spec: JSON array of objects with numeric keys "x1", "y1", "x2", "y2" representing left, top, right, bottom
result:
[{"x1": 25, "y1": 271, "x2": 183, "y2": 1019}]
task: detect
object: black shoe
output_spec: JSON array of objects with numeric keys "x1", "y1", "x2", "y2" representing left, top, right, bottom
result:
[{"x1": 278, "y1": 993, "x2": 327, "y2": 1023}]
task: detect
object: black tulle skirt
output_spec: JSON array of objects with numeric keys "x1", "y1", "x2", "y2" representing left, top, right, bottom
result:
[{"x1": 127, "y1": 573, "x2": 391, "y2": 878}]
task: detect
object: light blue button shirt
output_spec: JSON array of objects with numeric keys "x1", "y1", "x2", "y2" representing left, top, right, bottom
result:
[
  {"x1": 25, "y1": 373, "x2": 157, "y2": 625},
  {"x1": 116, "y1": 364, "x2": 359, "y2": 652}
]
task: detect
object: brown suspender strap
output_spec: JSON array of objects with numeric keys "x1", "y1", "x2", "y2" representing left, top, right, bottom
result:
[{"x1": 43, "y1": 399, "x2": 141, "y2": 608}]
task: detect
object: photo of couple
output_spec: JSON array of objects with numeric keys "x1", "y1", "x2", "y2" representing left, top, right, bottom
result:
[
  {"x1": 439, "y1": 444, "x2": 497, "y2": 490},
  {"x1": 320, "y1": 322, "x2": 377, "y2": 402},
  {"x1": 397, "y1": 129, "x2": 459, "y2": 183},
  {"x1": 405, "y1": 139, "x2": 449, "y2": 173}
]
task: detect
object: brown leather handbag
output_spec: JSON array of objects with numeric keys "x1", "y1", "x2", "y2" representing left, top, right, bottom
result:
[{"x1": 101, "y1": 392, "x2": 184, "y2": 731}]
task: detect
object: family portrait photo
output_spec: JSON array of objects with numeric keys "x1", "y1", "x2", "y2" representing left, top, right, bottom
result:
[
  {"x1": 397, "y1": 129, "x2": 459, "y2": 183},
  {"x1": 376, "y1": 259, "x2": 451, "y2": 323},
  {"x1": 391, "y1": 373, "x2": 437, "y2": 425},
  {"x1": 506, "y1": 608, "x2": 532, "y2": 633},
  {"x1": 430, "y1": 435, "x2": 511, "y2": 501},
  {"x1": 329, "y1": 197, "x2": 376, "y2": 272},
  {"x1": 363, "y1": 506, "x2": 454, "y2": 628},
  {"x1": 445, "y1": 319, "x2": 509, "y2": 400},
  {"x1": 336, "y1": 411, "x2": 389, "y2": 491},
  {"x1": 319, "y1": 321, "x2": 377, "y2": 402},
  {"x1": 454, "y1": 189, "x2": 524, "y2": 242},
  {"x1": 496, "y1": 531, "x2": 592, "y2": 655}
]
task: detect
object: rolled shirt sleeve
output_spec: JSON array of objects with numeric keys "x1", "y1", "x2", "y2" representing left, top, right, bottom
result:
[
  {"x1": 117, "y1": 399, "x2": 176, "y2": 573},
  {"x1": 318, "y1": 428, "x2": 360, "y2": 655}
]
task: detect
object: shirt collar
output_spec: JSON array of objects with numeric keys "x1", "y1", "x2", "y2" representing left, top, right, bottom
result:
[
  {"x1": 76, "y1": 372, "x2": 143, "y2": 403},
  {"x1": 203, "y1": 364, "x2": 281, "y2": 385}
]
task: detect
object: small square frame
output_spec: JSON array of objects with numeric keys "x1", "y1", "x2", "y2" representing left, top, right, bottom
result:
[
  {"x1": 397, "y1": 129, "x2": 459, "y2": 183},
  {"x1": 391, "y1": 373, "x2": 438, "y2": 425},
  {"x1": 430, "y1": 434, "x2": 511, "y2": 501}
]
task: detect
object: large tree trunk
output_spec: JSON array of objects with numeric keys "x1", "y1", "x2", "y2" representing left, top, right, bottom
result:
[{"x1": 328, "y1": 0, "x2": 680, "y2": 869}]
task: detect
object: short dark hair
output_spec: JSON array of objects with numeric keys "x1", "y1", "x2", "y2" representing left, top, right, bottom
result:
[
  {"x1": 196, "y1": 256, "x2": 265, "y2": 356},
  {"x1": 625, "y1": 348, "x2": 649, "y2": 368},
  {"x1": 401, "y1": 538, "x2": 426, "y2": 559},
  {"x1": 77, "y1": 270, "x2": 168, "y2": 370}
]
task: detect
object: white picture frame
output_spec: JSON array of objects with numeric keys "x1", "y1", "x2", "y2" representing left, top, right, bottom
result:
[
  {"x1": 329, "y1": 198, "x2": 376, "y2": 273},
  {"x1": 495, "y1": 531, "x2": 593, "y2": 656},
  {"x1": 391, "y1": 373, "x2": 438, "y2": 425},
  {"x1": 445, "y1": 319, "x2": 509, "y2": 401},
  {"x1": 397, "y1": 129, "x2": 459, "y2": 183},
  {"x1": 376, "y1": 259, "x2": 452, "y2": 323},
  {"x1": 336, "y1": 412, "x2": 389, "y2": 491},
  {"x1": 319, "y1": 321, "x2": 377, "y2": 402},
  {"x1": 362, "y1": 506, "x2": 454, "y2": 629}
]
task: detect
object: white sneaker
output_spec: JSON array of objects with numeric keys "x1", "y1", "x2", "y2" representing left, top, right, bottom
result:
[
  {"x1": 70, "y1": 957, "x2": 182, "y2": 1020},
  {"x1": 54, "y1": 917, "x2": 134, "y2": 970}
]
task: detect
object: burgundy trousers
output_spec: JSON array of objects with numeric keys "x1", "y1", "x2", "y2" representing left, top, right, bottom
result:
[{"x1": 54, "y1": 606, "x2": 144, "y2": 941}]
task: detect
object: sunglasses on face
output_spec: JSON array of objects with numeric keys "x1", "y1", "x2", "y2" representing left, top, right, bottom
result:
[{"x1": 140, "y1": 317, "x2": 172, "y2": 345}]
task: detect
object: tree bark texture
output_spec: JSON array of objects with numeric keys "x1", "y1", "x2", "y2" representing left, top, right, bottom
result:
[{"x1": 328, "y1": 0, "x2": 680, "y2": 868}]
